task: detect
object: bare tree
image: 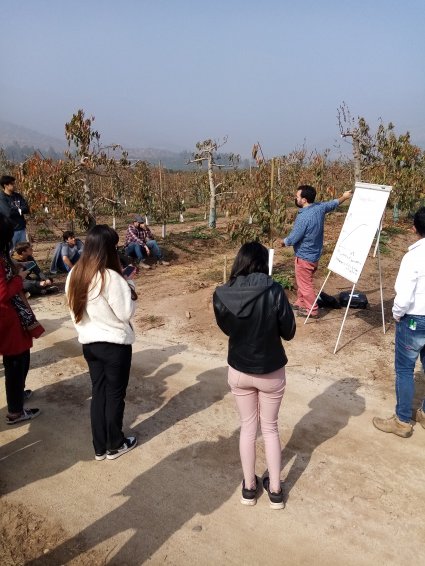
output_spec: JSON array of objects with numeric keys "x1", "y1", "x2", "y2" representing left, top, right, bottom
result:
[
  {"x1": 337, "y1": 102, "x2": 374, "y2": 182},
  {"x1": 188, "y1": 137, "x2": 228, "y2": 228}
]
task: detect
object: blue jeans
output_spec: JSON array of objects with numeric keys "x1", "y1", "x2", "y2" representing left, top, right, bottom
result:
[
  {"x1": 395, "y1": 315, "x2": 425, "y2": 422},
  {"x1": 125, "y1": 240, "x2": 162, "y2": 261},
  {"x1": 56, "y1": 252, "x2": 81, "y2": 273},
  {"x1": 146, "y1": 239, "x2": 162, "y2": 260},
  {"x1": 12, "y1": 229, "x2": 27, "y2": 249},
  {"x1": 125, "y1": 242, "x2": 145, "y2": 262}
]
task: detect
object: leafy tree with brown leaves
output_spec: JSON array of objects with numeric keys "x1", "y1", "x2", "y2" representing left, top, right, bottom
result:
[{"x1": 65, "y1": 109, "x2": 129, "y2": 229}]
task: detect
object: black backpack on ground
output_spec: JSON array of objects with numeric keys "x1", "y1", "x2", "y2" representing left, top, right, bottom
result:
[
  {"x1": 317, "y1": 292, "x2": 341, "y2": 309},
  {"x1": 339, "y1": 291, "x2": 369, "y2": 309}
]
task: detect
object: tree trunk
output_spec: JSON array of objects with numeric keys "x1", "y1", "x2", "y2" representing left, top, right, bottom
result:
[
  {"x1": 83, "y1": 173, "x2": 96, "y2": 229},
  {"x1": 352, "y1": 135, "x2": 362, "y2": 182},
  {"x1": 162, "y1": 223, "x2": 167, "y2": 238},
  {"x1": 207, "y1": 155, "x2": 216, "y2": 228}
]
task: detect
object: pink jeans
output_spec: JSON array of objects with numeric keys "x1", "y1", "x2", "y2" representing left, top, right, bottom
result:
[
  {"x1": 228, "y1": 365, "x2": 286, "y2": 494},
  {"x1": 294, "y1": 256, "x2": 319, "y2": 315}
]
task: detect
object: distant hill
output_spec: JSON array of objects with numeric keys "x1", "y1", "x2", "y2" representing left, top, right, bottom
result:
[
  {"x1": 124, "y1": 147, "x2": 196, "y2": 170},
  {"x1": 0, "y1": 119, "x2": 67, "y2": 152},
  {"x1": 0, "y1": 120, "x2": 194, "y2": 168},
  {"x1": 0, "y1": 120, "x2": 250, "y2": 170}
]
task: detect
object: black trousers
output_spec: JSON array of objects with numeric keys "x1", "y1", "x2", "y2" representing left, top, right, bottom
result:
[
  {"x1": 82, "y1": 342, "x2": 132, "y2": 453},
  {"x1": 3, "y1": 350, "x2": 30, "y2": 413}
]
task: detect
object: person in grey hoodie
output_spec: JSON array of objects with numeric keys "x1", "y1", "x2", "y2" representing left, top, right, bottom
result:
[{"x1": 213, "y1": 242, "x2": 296, "y2": 509}]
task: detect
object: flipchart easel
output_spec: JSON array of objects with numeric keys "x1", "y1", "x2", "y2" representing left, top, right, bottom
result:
[{"x1": 303, "y1": 182, "x2": 393, "y2": 353}]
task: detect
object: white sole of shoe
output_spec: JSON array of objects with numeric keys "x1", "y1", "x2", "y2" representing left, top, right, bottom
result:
[
  {"x1": 106, "y1": 439, "x2": 138, "y2": 460},
  {"x1": 6, "y1": 409, "x2": 41, "y2": 425},
  {"x1": 269, "y1": 500, "x2": 285, "y2": 510},
  {"x1": 240, "y1": 497, "x2": 257, "y2": 506},
  {"x1": 95, "y1": 454, "x2": 106, "y2": 461}
]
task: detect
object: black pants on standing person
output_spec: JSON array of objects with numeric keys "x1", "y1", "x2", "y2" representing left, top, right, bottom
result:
[
  {"x1": 82, "y1": 342, "x2": 132, "y2": 454},
  {"x1": 4, "y1": 350, "x2": 30, "y2": 413}
]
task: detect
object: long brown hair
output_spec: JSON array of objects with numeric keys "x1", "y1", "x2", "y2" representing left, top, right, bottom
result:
[{"x1": 67, "y1": 224, "x2": 131, "y2": 323}]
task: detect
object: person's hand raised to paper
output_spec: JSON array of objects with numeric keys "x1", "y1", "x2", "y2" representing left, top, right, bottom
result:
[{"x1": 338, "y1": 190, "x2": 353, "y2": 204}]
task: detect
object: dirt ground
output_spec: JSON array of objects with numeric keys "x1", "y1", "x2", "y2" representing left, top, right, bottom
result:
[{"x1": 1, "y1": 213, "x2": 425, "y2": 565}]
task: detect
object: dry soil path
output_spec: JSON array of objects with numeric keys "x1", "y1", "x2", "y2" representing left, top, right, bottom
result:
[{"x1": 1, "y1": 301, "x2": 425, "y2": 565}]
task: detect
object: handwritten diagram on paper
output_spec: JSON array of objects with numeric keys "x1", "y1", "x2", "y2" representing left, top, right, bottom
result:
[{"x1": 328, "y1": 182, "x2": 392, "y2": 283}]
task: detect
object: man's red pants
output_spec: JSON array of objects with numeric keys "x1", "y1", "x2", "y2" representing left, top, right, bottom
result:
[{"x1": 294, "y1": 256, "x2": 319, "y2": 315}]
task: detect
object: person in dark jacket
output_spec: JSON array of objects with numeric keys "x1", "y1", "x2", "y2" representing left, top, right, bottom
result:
[
  {"x1": 213, "y1": 242, "x2": 296, "y2": 509},
  {"x1": 12, "y1": 242, "x2": 58, "y2": 296},
  {"x1": 0, "y1": 175, "x2": 30, "y2": 248}
]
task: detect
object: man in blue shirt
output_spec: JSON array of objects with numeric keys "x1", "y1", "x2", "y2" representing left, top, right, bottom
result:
[
  {"x1": 283, "y1": 185, "x2": 352, "y2": 317},
  {"x1": 50, "y1": 231, "x2": 84, "y2": 273}
]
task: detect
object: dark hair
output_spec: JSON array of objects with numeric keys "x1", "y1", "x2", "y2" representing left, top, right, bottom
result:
[
  {"x1": 413, "y1": 206, "x2": 425, "y2": 237},
  {"x1": 67, "y1": 225, "x2": 132, "y2": 323},
  {"x1": 0, "y1": 214, "x2": 15, "y2": 270},
  {"x1": 14, "y1": 241, "x2": 32, "y2": 255},
  {"x1": 298, "y1": 185, "x2": 316, "y2": 203},
  {"x1": 0, "y1": 175, "x2": 15, "y2": 189},
  {"x1": 229, "y1": 241, "x2": 269, "y2": 280},
  {"x1": 63, "y1": 231, "x2": 75, "y2": 241}
]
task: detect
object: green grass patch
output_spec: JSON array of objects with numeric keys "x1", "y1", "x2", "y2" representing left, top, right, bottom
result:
[
  {"x1": 273, "y1": 272, "x2": 294, "y2": 290},
  {"x1": 378, "y1": 232, "x2": 391, "y2": 255},
  {"x1": 199, "y1": 268, "x2": 223, "y2": 282},
  {"x1": 381, "y1": 225, "x2": 405, "y2": 236},
  {"x1": 188, "y1": 227, "x2": 212, "y2": 240}
]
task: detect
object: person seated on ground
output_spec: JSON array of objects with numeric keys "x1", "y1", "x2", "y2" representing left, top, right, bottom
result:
[
  {"x1": 12, "y1": 242, "x2": 58, "y2": 296},
  {"x1": 124, "y1": 215, "x2": 169, "y2": 269},
  {"x1": 50, "y1": 231, "x2": 84, "y2": 274}
]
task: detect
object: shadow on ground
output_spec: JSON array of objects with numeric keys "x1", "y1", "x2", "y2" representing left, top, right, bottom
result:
[{"x1": 281, "y1": 378, "x2": 365, "y2": 499}]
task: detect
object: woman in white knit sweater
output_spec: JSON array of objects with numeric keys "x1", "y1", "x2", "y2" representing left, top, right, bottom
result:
[{"x1": 66, "y1": 225, "x2": 138, "y2": 461}]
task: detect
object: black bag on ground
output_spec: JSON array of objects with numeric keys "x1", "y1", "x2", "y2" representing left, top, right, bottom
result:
[
  {"x1": 339, "y1": 291, "x2": 368, "y2": 309},
  {"x1": 317, "y1": 292, "x2": 341, "y2": 309}
]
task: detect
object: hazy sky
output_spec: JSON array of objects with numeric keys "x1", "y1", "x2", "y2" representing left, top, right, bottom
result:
[{"x1": 1, "y1": 0, "x2": 424, "y2": 158}]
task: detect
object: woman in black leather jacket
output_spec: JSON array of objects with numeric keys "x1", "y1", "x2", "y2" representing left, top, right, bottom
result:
[{"x1": 213, "y1": 242, "x2": 296, "y2": 509}]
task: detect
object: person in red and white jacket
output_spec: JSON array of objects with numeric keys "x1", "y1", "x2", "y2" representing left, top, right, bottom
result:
[{"x1": 0, "y1": 214, "x2": 44, "y2": 425}]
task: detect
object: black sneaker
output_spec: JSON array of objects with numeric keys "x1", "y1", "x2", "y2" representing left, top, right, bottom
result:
[
  {"x1": 241, "y1": 475, "x2": 261, "y2": 506},
  {"x1": 106, "y1": 436, "x2": 137, "y2": 460},
  {"x1": 296, "y1": 309, "x2": 318, "y2": 319},
  {"x1": 262, "y1": 476, "x2": 285, "y2": 509},
  {"x1": 46, "y1": 285, "x2": 59, "y2": 294},
  {"x1": 6, "y1": 408, "x2": 41, "y2": 425},
  {"x1": 24, "y1": 389, "x2": 33, "y2": 401},
  {"x1": 95, "y1": 452, "x2": 106, "y2": 461}
]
